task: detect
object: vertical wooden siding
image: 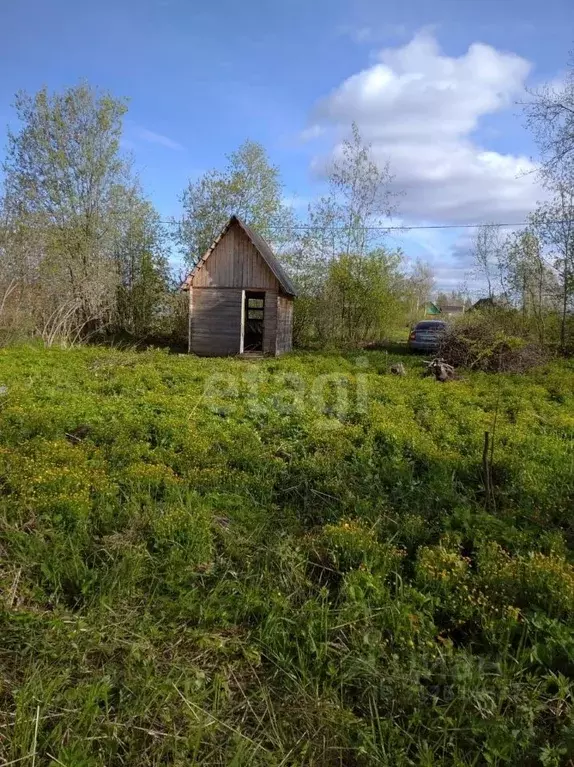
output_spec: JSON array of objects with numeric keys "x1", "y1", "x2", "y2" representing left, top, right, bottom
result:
[
  {"x1": 276, "y1": 296, "x2": 294, "y2": 354},
  {"x1": 263, "y1": 291, "x2": 278, "y2": 354},
  {"x1": 192, "y1": 222, "x2": 279, "y2": 291},
  {"x1": 188, "y1": 286, "x2": 193, "y2": 353},
  {"x1": 188, "y1": 220, "x2": 294, "y2": 356},
  {"x1": 190, "y1": 289, "x2": 242, "y2": 356}
]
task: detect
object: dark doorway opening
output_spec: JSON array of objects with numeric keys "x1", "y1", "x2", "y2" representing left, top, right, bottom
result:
[{"x1": 243, "y1": 292, "x2": 265, "y2": 352}]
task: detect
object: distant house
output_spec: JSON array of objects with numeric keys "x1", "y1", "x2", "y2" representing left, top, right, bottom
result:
[
  {"x1": 425, "y1": 302, "x2": 441, "y2": 316},
  {"x1": 471, "y1": 297, "x2": 497, "y2": 311},
  {"x1": 182, "y1": 215, "x2": 297, "y2": 356},
  {"x1": 425, "y1": 301, "x2": 465, "y2": 317},
  {"x1": 439, "y1": 304, "x2": 465, "y2": 317}
]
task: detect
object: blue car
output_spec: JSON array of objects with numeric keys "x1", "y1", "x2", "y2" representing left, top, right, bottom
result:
[{"x1": 408, "y1": 320, "x2": 447, "y2": 352}]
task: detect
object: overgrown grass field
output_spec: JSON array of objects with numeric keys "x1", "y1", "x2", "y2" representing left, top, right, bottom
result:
[{"x1": 1, "y1": 345, "x2": 574, "y2": 766}]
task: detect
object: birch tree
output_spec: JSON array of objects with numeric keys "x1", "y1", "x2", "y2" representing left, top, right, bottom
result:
[
  {"x1": 523, "y1": 55, "x2": 574, "y2": 182},
  {"x1": 1, "y1": 83, "x2": 168, "y2": 339},
  {"x1": 530, "y1": 186, "x2": 574, "y2": 350},
  {"x1": 471, "y1": 225, "x2": 505, "y2": 299},
  {"x1": 2, "y1": 84, "x2": 131, "y2": 328},
  {"x1": 293, "y1": 123, "x2": 401, "y2": 344},
  {"x1": 178, "y1": 140, "x2": 294, "y2": 265}
]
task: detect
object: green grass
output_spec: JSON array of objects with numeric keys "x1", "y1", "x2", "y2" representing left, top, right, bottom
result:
[{"x1": 0, "y1": 344, "x2": 574, "y2": 766}]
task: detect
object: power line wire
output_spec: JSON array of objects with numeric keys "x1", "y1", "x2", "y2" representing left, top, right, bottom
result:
[
  {"x1": 266, "y1": 221, "x2": 533, "y2": 232},
  {"x1": 161, "y1": 219, "x2": 574, "y2": 232}
]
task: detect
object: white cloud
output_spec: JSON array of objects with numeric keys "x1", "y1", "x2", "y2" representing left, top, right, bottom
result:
[
  {"x1": 299, "y1": 124, "x2": 325, "y2": 142},
  {"x1": 337, "y1": 25, "x2": 374, "y2": 44},
  {"x1": 336, "y1": 23, "x2": 410, "y2": 45},
  {"x1": 305, "y1": 32, "x2": 544, "y2": 224},
  {"x1": 136, "y1": 127, "x2": 183, "y2": 151}
]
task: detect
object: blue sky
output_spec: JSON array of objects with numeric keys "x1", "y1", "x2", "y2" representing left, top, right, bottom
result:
[{"x1": 1, "y1": 0, "x2": 573, "y2": 290}]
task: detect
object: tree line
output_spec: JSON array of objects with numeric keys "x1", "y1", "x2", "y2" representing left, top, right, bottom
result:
[
  {"x1": 468, "y1": 57, "x2": 574, "y2": 353},
  {"x1": 1, "y1": 57, "x2": 574, "y2": 350}
]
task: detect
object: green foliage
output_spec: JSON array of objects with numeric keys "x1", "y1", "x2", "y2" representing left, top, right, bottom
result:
[
  {"x1": 112, "y1": 192, "x2": 171, "y2": 340},
  {"x1": 323, "y1": 249, "x2": 405, "y2": 344},
  {"x1": 3, "y1": 83, "x2": 128, "y2": 223},
  {"x1": 178, "y1": 140, "x2": 294, "y2": 265},
  {"x1": 1, "y1": 346, "x2": 574, "y2": 764},
  {"x1": 0, "y1": 83, "x2": 169, "y2": 342},
  {"x1": 288, "y1": 124, "x2": 413, "y2": 347}
]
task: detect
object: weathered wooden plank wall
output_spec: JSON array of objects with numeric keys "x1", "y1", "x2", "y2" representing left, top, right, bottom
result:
[
  {"x1": 276, "y1": 296, "x2": 294, "y2": 354},
  {"x1": 193, "y1": 225, "x2": 279, "y2": 291},
  {"x1": 188, "y1": 286, "x2": 193, "y2": 353},
  {"x1": 263, "y1": 291, "x2": 278, "y2": 354},
  {"x1": 190, "y1": 288, "x2": 242, "y2": 356}
]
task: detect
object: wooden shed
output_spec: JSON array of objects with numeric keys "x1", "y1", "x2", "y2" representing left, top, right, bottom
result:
[{"x1": 182, "y1": 215, "x2": 297, "y2": 356}]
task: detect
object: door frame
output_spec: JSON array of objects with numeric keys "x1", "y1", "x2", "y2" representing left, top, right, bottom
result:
[{"x1": 241, "y1": 290, "x2": 265, "y2": 353}]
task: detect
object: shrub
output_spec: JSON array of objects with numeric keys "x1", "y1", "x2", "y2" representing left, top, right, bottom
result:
[{"x1": 440, "y1": 309, "x2": 551, "y2": 372}]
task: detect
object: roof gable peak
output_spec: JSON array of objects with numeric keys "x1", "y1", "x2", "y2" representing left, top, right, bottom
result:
[{"x1": 183, "y1": 215, "x2": 297, "y2": 296}]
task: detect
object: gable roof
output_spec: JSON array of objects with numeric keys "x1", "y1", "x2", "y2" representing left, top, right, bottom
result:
[
  {"x1": 425, "y1": 301, "x2": 441, "y2": 315},
  {"x1": 183, "y1": 215, "x2": 297, "y2": 296},
  {"x1": 472, "y1": 297, "x2": 497, "y2": 310}
]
